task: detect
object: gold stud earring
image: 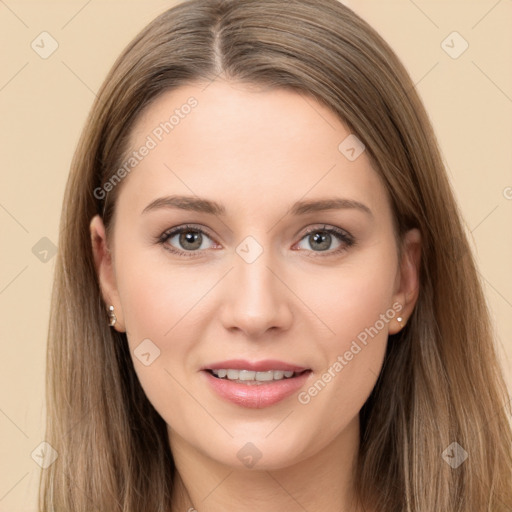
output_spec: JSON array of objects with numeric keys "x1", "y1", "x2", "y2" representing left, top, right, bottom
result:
[
  {"x1": 397, "y1": 316, "x2": 405, "y2": 329},
  {"x1": 108, "y1": 305, "x2": 117, "y2": 327}
]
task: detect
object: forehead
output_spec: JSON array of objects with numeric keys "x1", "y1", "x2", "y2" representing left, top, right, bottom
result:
[{"x1": 116, "y1": 80, "x2": 390, "y2": 220}]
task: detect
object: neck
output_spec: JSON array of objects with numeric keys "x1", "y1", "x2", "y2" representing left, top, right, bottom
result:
[{"x1": 169, "y1": 415, "x2": 364, "y2": 512}]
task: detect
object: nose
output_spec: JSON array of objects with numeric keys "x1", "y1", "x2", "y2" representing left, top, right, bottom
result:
[{"x1": 218, "y1": 249, "x2": 294, "y2": 339}]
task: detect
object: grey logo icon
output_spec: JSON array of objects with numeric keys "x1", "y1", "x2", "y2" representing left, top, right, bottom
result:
[
  {"x1": 441, "y1": 441, "x2": 468, "y2": 468},
  {"x1": 338, "y1": 134, "x2": 365, "y2": 161},
  {"x1": 236, "y1": 442, "x2": 262, "y2": 468},
  {"x1": 31, "y1": 441, "x2": 58, "y2": 469},
  {"x1": 441, "y1": 31, "x2": 469, "y2": 59},
  {"x1": 31, "y1": 31, "x2": 59, "y2": 59},
  {"x1": 134, "y1": 338, "x2": 161, "y2": 366},
  {"x1": 32, "y1": 237, "x2": 57, "y2": 263},
  {"x1": 236, "y1": 236, "x2": 263, "y2": 264}
]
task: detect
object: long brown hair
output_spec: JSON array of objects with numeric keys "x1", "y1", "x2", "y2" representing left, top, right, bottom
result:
[{"x1": 40, "y1": 0, "x2": 512, "y2": 510}]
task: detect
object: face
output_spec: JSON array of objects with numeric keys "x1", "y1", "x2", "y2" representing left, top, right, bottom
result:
[{"x1": 91, "y1": 80, "x2": 420, "y2": 470}]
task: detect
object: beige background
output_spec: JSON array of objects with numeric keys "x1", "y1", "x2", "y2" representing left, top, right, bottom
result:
[{"x1": 1, "y1": 0, "x2": 511, "y2": 510}]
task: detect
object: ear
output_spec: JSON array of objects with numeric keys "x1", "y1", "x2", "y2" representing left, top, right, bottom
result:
[
  {"x1": 90, "y1": 214, "x2": 125, "y2": 332},
  {"x1": 388, "y1": 228, "x2": 421, "y2": 335}
]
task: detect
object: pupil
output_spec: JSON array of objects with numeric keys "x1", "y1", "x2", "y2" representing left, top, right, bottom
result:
[
  {"x1": 311, "y1": 232, "x2": 330, "y2": 251},
  {"x1": 180, "y1": 231, "x2": 202, "y2": 250}
]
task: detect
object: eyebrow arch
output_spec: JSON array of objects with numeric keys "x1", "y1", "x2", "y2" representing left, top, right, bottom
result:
[
  {"x1": 141, "y1": 195, "x2": 373, "y2": 218},
  {"x1": 142, "y1": 195, "x2": 225, "y2": 216},
  {"x1": 290, "y1": 198, "x2": 373, "y2": 217}
]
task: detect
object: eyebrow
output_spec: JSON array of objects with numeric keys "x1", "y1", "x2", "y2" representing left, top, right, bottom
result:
[{"x1": 141, "y1": 195, "x2": 373, "y2": 218}]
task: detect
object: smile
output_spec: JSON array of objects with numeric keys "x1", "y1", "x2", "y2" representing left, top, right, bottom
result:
[{"x1": 202, "y1": 364, "x2": 312, "y2": 408}]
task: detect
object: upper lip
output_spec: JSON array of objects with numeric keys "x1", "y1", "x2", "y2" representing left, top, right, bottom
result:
[{"x1": 202, "y1": 359, "x2": 309, "y2": 372}]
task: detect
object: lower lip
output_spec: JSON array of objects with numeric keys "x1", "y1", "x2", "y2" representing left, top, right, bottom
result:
[{"x1": 202, "y1": 370, "x2": 311, "y2": 408}]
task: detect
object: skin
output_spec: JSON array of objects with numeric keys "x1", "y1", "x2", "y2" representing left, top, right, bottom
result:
[{"x1": 90, "y1": 79, "x2": 421, "y2": 512}]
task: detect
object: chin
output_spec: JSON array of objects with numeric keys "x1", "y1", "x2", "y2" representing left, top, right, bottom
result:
[{"x1": 203, "y1": 430, "x2": 314, "y2": 471}]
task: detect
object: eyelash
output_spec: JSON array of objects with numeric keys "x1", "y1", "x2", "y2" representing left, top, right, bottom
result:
[{"x1": 157, "y1": 224, "x2": 355, "y2": 259}]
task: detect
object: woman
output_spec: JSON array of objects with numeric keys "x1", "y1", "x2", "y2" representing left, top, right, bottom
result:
[{"x1": 40, "y1": 0, "x2": 512, "y2": 510}]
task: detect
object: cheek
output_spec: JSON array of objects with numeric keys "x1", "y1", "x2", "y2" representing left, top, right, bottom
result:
[
  {"x1": 297, "y1": 245, "x2": 397, "y2": 351},
  {"x1": 114, "y1": 253, "x2": 198, "y2": 426},
  {"x1": 113, "y1": 246, "x2": 213, "y2": 399},
  {"x1": 114, "y1": 241, "x2": 198, "y2": 342},
  {"x1": 292, "y1": 248, "x2": 397, "y2": 424},
  {"x1": 118, "y1": 271, "x2": 172, "y2": 342}
]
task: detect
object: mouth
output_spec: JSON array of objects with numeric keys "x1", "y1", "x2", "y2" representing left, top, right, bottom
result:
[
  {"x1": 206, "y1": 368, "x2": 311, "y2": 385},
  {"x1": 201, "y1": 360, "x2": 312, "y2": 408}
]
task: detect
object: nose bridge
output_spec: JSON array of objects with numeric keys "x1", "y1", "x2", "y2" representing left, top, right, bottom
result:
[
  {"x1": 219, "y1": 236, "x2": 293, "y2": 336},
  {"x1": 233, "y1": 239, "x2": 280, "y2": 308}
]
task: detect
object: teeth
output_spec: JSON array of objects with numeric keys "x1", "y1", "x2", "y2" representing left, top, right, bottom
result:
[
  {"x1": 210, "y1": 369, "x2": 298, "y2": 381},
  {"x1": 227, "y1": 369, "x2": 238, "y2": 379},
  {"x1": 239, "y1": 370, "x2": 256, "y2": 381}
]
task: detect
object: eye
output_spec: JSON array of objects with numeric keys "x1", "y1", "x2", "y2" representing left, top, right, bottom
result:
[
  {"x1": 157, "y1": 223, "x2": 355, "y2": 258},
  {"x1": 294, "y1": 225, "x2": 355, "y2": 256},
  {"x1": 158, "y1": 224, "x2": 217, "y2": 257}
]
